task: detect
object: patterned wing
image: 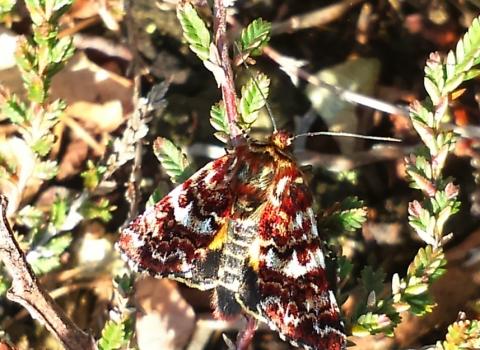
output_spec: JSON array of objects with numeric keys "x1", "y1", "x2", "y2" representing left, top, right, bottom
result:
[
  {"x1": 118, "y1": 154, "x2": 236, "y2": 290},
  {"x1": 241, "y1": 163, "x2": 346, "y2": 350}
]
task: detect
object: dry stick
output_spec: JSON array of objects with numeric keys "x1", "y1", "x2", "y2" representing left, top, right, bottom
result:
[
  {"x1": 0, "y1": 196, "x2": 96, "y2": 350},
  {"x1": 125, "y1": 0, "x2": 145, "y2": 221},
  {"x1": 263, "y1": 45, "x2": 410, "y2": 118},
  {"x1": 235, "y1": 317, "x2": 258, "y2": 350},
  {"x1": 270, "y1": 0, "x2": 365, "y2": 35}
]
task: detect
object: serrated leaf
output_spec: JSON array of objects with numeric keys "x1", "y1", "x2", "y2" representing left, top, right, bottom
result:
[
  {"x1": 177, "y1": 3, "x2": 211, "y2": 61},
  {"x1": 30, "y1": 134, "x2": 54, "y2": 156},
  {"x1": 2, "y1": 98, "x2": 28, "y2": 124},
  {"x1": 98, "y1": 320, "x2": 126, "y2": 350},
  {"x1": 337, "y1": 207, "x2": 367, "y2": 231},
  {"x1": 50, "y1": 36, "x2": 74, "y2": 64},
  {"x1": 360, "y1": 266, "x2": 385, "y2": 296},
  {"x1": 153, "y1": 137, "x2": 193, "y2": 183},
  {"x1": 80, "y1": 198, "x2": 115, "y2": 223},
  {"x1": 33, "y1": 160, "x2": 58, "y2": 180},
  {"x1": 239, "y1": 73, "x2": 270, "y2": 125},
  {"x1": 210, "y1": 101, "x2": 229, "y2": 143},
  {"x1": 239, "y1": 18, "x2": 271, "y2": 56},
  {"x1": 337, "y1": 255, "x2": 353, "y2": 281}
]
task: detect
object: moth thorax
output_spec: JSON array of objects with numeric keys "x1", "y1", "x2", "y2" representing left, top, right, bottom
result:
[{"x1": 271, "y1": 131, "x2": 293, "y2": 150}]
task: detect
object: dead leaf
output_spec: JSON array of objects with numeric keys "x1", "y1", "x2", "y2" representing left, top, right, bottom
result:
[
  {"x1": 67, "y1": 100, "x2": 124, "y2": 133},
  {"x1": 51, "y1": 52, "x2": 133, "y2": 113},
  {"x1": 0, "y1": 137, "x2": 38, "y2": 216},
  {"x1": 306, "y1": 57, "x2": 381, "y2": 153},
  {"x1": 135, "y1": 278, "x2": 196, "y2": 350},
  {"x1": 57, "y1": 137, "x2": 89, "y2": 180},
  {"x1": 69, "y1": 0, "x2": 101, "y2": 19}
]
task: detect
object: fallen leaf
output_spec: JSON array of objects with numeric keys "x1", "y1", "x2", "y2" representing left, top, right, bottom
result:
[
  {"x1": 135, "y1": 278, "x2": 196, "y2": 350},
  {"x1": 306, "y1": 57, "x2": 381, "y2": 153},
  {"x1": 50, "y1": 52, "x2": 133, "y2": 113}
]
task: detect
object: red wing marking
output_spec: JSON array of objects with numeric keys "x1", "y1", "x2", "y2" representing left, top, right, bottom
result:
[
  {"x1": 255, "y1": 165, "x2": 346, "y2": 350},
  {"x1": 117, "y1": 154, "x2": 236, "y2": 289}
]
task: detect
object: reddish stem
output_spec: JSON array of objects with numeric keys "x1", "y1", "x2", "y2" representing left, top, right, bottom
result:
[
  {"x1": 236, "y1": 316, "x2": 258, "y2": 350},
  {"x1": 213, "y1": 0, "x2": 242, "y2": 145}
]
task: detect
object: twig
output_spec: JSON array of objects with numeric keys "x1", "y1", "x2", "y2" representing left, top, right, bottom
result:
[
  {"x1": 4, "y1": 277, "x2": 112, "y2": 327},
  {"x1": 0, "y1": 195, "x2": 96, "y2": 350},
  {"x1": 235, "y1": 316, "x2": 258, "y2": 350},
  {"x1": 126, "y1": 0, "x2": 145, "y2": 220},
  {"x1": 270, "y1": 0, "x2": 365, "y2": 35},
  {"x1": 213, "y1": 0, "x2": 242, "y2": 145},
  {"x1": 263, "y1": 45, "x2": 410, "y2": 117}
]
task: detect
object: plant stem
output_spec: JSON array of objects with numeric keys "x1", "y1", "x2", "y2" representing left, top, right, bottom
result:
[
  {"x1": 0, "y1": 195, "x2": 96, "y2": 350},
  {"x1": 213, "y1": 0, "x2": 242, "y2": 145},
  {"x1": 236, "y1": 316, "x2": 258, "y2": 350}
]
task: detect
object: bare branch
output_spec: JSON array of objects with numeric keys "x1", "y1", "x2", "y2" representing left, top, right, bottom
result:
[{"x1": 0, "y1": 195, "x2": 96, "y2": 350}]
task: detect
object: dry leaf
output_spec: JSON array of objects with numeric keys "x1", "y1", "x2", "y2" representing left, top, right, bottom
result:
[
  {"x1": 51, "y1": 52, "x2": 133, "y2": 113},
  {"x1": 67, "y1": 100, "x2": 124, "y2": 133},
  {"x1": 135, "y1": 278, "x2": 196, "y2": 350},
  {"x1": 306, "y1": 57, "x2": 381, "y2": 153}
]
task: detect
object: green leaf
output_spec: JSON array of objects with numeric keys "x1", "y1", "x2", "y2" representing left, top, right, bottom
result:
[
  {"x1": 239, "y1": 18, "x2": 271, "y2": 56},
  {"x1": 2, "y1": 97, "x2": 28, "y2": 124},
  {"x1": 360, "y1": 266, "x2": 385, "y2": 296},
  {"x1": 437, "y1": 319, "x2": 480, "y2": 350},
  {"x1": 0, "y1": 273, "x2": 9, "y2": 296},
  {"x1": 80, "y1": 198, "x2": 115, "y2": 223},
  {"x1": 353, "y1": 312, "x2": 395, "y2": 336},
  {"x1": 81, "y1": 160, "x2": 107, "y2": 190},
  {"x1": 147, "y1": 187, "x2": 167, "y2": 207},
  {"x1": 33, "y1": 160, "x2": 58, "y2": 180},
  {"x1": 31, "y1": 133, "x2": 55, "y2": 156},
  {"x1": 50, "y1": 36, "x2": 74, "y2": 64},
  {"x1": 98, "y1": 320, "x2": 126, "y2": 350},
  {"x1": 24, "y1": 0, "x2": 45, "y2": 25},
  {"x1": 28, "y1": 234, "x2": 73, "y2": 274},
  {"x1": 177, "y1": 3, "x2": 211, "y2": 61},
  {"x1": 318, "y1": 196, "x2": 366, "y2": 233},
  {"x1": 239, "y1": 73, "x2": 270, "y2": 125},
  {"x1": 18, "y1": 205, "x2": 44, "y2": 229},
  {"x1": 337, "y1": 255, "x2": 353, "y2": 281},
  {"x1": 153, "y1": 137, "x2": 193, "y2": 184},
  {"x1": 210, "y1": 101, "x2": 229, "y2": 143},
  {"x1": 51, "y1": 196, "x2": 68, "y2": 228},
  {"x1": 0, "y1": 0, "x2": 15, "y2": 14}
]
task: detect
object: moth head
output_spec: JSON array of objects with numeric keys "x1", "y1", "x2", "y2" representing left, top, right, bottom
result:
[{"x1": 271, "y1": 130, "x2": 293, "y2": 150}]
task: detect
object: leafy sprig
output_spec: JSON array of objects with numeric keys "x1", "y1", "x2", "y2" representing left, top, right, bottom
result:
[
  {"x1": 234, "y1": 18, "x2": 271, "y2": 65},
  {"x1": 352, "y1": 15, "x2": 480, "y2": 340},
  {"x1": 210, "y1": 101, "x2": 229, "y2": 143},
  {"x1": 153, "y1": 137, "x2": 194, "y2": 184},
  {"x1": 177, "y1": 2, "x2": 211, "y2": 61},
  {"x1": 98, "y1": 272, "x2": 136, "y2": 350},
  {"x1": 436, "y1": 319, "x2": 480, "y2": 350}
]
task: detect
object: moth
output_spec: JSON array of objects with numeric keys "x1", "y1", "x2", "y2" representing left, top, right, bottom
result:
[{"x1": 118, "y1": 130, "x2": 347, "y2": 350}]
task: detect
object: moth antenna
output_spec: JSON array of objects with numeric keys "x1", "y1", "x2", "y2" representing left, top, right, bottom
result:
[
  {"x1": 293, "y1": 131, "x2": 401, "y2": 142},
  {"x1": 233, "y1": 42, "x2": 278, "y2": 132}
]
